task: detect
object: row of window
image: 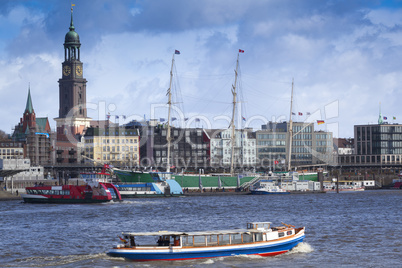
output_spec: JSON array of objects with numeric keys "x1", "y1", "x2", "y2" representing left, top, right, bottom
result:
[
  {"x1": 0, "y1": 149, "x2": 24, "y2": 154},
  {"x1": 291, "y1": 147, "x2": 311, "y2": 153},
  {"x1": 161, "y1": 130, "x2": 203, "y2": 136},
  {"x1": 100, "y1": 139, "x2": 137, "y2": 144},
  {"x1": 316, "y1": 141, "x2": 329, "y2": 146},
  {"x1": 293, "y1": 126, "x2": 312, "y2": 133},
  {"x1": 101, "y1": 146, "x2": 138, "y2": 152},
  {"x1": 101, "y1": 131, "x2": 138, "y2": 136},
  {"x1": 118, "y1": 187, "x2": 151, "y2": 191},
  {"x1": 293, "y1": 134, "x2": 312, "y2": 140},
  {"x1": 258, "y1": 148, "x2": 286, "y2": 153},
  {"x1": 27, "y1": 189, "x2": 70, "y2": 195},
  {"x1": 316, "y1": 134, "x2": 331, "y2": 140},
  {"x1": 101, "y1": 154, "x2": 139, "y2": 161},
  {"x1": 258, "y1": 140, "x2": 286, "y2": 146},
  {"x1": 212, "y1": 141, "x2": 255, "y2": 146},
  {"x1": 258, "y1": 134, "x2": 286, "y2": 140},
  {"x1": 0, "y1": 143, "x2": 23, "y2": 147},
  {"x1": 340, "y1": 154, "x2": 402, "y2": 163}
]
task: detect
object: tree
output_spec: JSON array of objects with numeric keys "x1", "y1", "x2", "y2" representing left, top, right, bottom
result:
[{"x1": 0, "y1": 130, "x2": 9, "y2": 140}]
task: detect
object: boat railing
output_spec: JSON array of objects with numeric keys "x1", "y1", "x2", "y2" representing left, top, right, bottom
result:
[{"x1": 240, "y1": 175, "x2": 261, "y2": 190}]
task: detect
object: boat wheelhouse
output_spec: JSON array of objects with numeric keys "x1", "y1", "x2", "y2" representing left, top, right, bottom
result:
[{"x1": 108, "y1": 222, "x2": 305, "y2": 261}]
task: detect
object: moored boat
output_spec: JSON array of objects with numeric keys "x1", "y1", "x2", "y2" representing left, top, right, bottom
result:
[
  {"x1": 250, "y1": 180, "x2": 290, "y2": 195},
  {"x1": 115, "y1": 180, "x2": 183, "y2": 198},
  {"x1": 251, "y1": 185, "x2": 290, "y2": 195},
  {"x1": 323, "y1": 185, "x2": 365, "y2": 192},
  {"x1": 21, "y1": 171, "x2": 122, "y2": 203},
  {"x1": 107, "y1": 221, "x2": 305, "y2": 261},
  {"x1": 113, "y1": 170, "x2": 183, "y2": 197}
]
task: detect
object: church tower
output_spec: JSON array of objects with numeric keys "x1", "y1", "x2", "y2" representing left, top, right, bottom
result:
[
  {"x1": 55, "y1": 7, "x2": 91, "y2": 140},
  {"x1": 22, "y1": 87, "x2": 36, "y2": 132}
]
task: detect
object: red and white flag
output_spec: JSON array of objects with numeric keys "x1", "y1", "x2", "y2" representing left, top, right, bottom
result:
[{"x1": 239, "y1": 49, "x2": 244, "y2": 53}]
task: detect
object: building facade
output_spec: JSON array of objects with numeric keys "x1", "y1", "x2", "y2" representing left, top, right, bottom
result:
[
  {"x1": 0, "y1": 141, "x2": 24, "y2": 160},
  {"x1": 12, "y1": 89, "x2": 54, "y2": 166},
  {"x1": 257, "y1": 122, "x2": 333, "y2": 170},
  {"x1": 208, "y1": 128, "x2": 256, "y2": 168},
  {"x1": 339, "y1": 123, "x2": 402, "y2": 166},
  {"x1": 82, "y1": 127, "x2": 140, "y2": 167}
]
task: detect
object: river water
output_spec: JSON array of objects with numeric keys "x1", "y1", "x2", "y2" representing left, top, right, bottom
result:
[{"x1": 0, "y1": 190, "x2": 400, "y2": 267}]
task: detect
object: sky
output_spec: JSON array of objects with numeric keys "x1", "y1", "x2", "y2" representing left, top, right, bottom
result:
[{"x1": 1, "y1": 0, "x2": 402, "y2": 138}]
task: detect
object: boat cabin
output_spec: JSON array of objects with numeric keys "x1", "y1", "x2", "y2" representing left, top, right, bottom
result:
[{"x1": 116, "y1": 222, "x2": 298, "y2": 250}]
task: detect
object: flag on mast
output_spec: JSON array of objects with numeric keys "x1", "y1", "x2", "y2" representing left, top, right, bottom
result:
[
  {"x1": 175, "y1": 50, "x2": 180, "y2": 54},
  {"x1": 239, "y1": 49, "x2": 244, "y2": 53}
]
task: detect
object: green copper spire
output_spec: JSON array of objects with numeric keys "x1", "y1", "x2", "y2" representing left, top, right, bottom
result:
[
  {"x1": 69, "y1": 6, "x2": 75, "y2": 31},
  {"x1": 64, "y1": 5, "x2": 80, "y2": 48},
  {"x1": 378, "y1": 102, "x2": 383, "y2": 125},
  {"x1": 25, "y1": 86, "x2": 34, "y2": 114}
]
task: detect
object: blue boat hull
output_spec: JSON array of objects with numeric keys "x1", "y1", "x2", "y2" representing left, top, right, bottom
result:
[{"x1": 108, "y1": 235, "x2": 304, "y2": 261}]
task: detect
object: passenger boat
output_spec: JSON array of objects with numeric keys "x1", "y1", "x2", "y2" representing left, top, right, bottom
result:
[
  {"x1": 323, "y1": 185, "x2": 365, "y2": 192},
  {"x1": 250, "y1": 180, "x2": 290, "y2": 195},
  {"x1": 107, "y1": 222, "x2": 305, "y2": 261},
  {"x1": 21, "y1": 172, "x2": 122, "y2": 203},
  {"x1": 114, "y1": 171, "x2": 183, "y2": 198}
]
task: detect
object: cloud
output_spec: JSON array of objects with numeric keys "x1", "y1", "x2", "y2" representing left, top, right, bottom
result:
[{"x1": 1, "y1": 0, "x2": 402, "y2": 139}]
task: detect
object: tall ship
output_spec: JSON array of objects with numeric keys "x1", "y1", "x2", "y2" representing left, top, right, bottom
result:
[{"x1": 113, "y1": 50, "x2": 258, "y2": 191}]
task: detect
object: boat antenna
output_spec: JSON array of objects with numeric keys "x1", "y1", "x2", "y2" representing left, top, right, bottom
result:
[
  {"x1": 230, "y1": 52, "x2": 240, "y2": 176},
  {"x1": 287, "y1": 78, "x2": 294, "y2": 172}
]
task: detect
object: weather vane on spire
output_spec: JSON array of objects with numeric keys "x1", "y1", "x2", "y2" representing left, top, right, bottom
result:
[{"x1": 71, "y1": 3, "x2": 75, "y2": 12}]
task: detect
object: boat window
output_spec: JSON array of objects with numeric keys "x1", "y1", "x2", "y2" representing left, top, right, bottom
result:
[
  {"x1": 242, "y1": 233, "x2": 253, "y2": 243},
  {"x1": 193, "y1": 236, "x2": 206, "y2": 246},
  {"x1": 207, "y1": 235, "x2": 218, "y2": 246},
  {"x1": 287, "y1": 230, "x2": 292, "y2": 235},
  {"x1": 182, "y1": 236, "x2": 192, "y2": 247},
  {"x1": 218, "y1": 234, "x2": 230, "y2": 245},
  {"x1": 254, "y1": 233, "x2": 263, "y2": 242},
  {"x1": 278, "y1": 232, "x2": 285, "y2": 237},
  {"x1": 231, "y1": 234, "x2": 242, "y2": 244}
]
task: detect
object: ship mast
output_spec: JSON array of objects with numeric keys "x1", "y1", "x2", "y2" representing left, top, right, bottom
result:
[
  {"x1": 166, "y1": 53, "x2": 175, "y2": 173},
  {"x1": 230, "y1": 53, "x2": 240, "y2": 176},
  {"x1": 287, "y1": 79, "x2": 294, "y2": 172}
]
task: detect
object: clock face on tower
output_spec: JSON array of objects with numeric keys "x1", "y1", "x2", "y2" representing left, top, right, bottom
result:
[
  {"x1": 63, "y1": 65, "x2": 71, "y2": 76},
  {"x1": 76, "y1": 66, "x2": 82, "y2": 76}
]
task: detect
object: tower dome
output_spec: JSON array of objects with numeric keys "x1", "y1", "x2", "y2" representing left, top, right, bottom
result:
[
  {"x1": 63, "y1": 8, "x2": 81, "y2": 62},
  {"x1": 64, "y1": 10, "x2": 80, "y2": 46}
]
